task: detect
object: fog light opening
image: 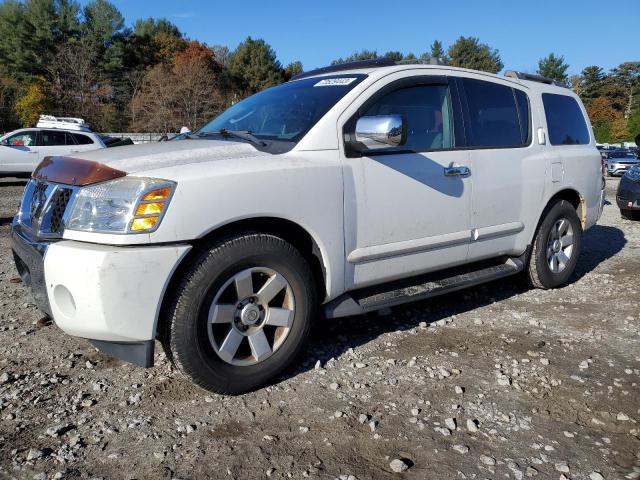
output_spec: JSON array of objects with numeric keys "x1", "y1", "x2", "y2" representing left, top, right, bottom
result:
[{"x1": 53, "y1": 285, "x2": 77, "y2": 318}]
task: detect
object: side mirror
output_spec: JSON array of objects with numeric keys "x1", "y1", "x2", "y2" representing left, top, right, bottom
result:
[
  {"x1": 350, "y1": 115, "x2": 407, "y2": 153},
  {"x1": 0, "y1": 139, "x2": 8, "y2": 146}
]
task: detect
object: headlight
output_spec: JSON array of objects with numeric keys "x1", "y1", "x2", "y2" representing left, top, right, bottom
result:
[{"x1": 66, "y1": 177, "x2": 176, "y2": 234}]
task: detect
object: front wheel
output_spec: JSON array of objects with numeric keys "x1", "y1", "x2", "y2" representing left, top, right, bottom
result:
[
  {"x1": 162, "y1": 233, "x2": 317, "y2": 395},
  {"x1": 525, "y1": 200, "x2": 582, "y2": 289}
]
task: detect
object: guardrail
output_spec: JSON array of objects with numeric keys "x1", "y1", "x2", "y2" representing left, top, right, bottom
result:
[{"x1": 103, "y1": 133, "x2": 178, "y2": 144}]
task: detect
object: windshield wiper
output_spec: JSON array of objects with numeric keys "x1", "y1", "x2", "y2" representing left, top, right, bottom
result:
[{"x1": 198, "y1": 129, "x2": 267, "y2": 147}]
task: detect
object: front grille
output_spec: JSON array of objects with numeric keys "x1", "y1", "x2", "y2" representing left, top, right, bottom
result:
[
  {"x1": 50, "y1": 188, "x2": 72, "y2": 233},
  {"x1": 18, "y1": 179, "x2": 78, "y2": 239}
]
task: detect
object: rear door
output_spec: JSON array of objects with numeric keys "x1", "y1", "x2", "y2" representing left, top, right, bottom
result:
[
  {"x1": 458, "y1": 76, "x2": 545, "y2": 261},
  {"x1": 1, "y1": 130, "x2": 40, "y2": 173},
  {"x1": 38, "y1": 130, "x2": 79, "y2": 161}
]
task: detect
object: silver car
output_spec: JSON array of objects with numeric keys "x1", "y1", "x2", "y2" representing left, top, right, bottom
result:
[{"x1": 607, "y1": 150, "x2": 640, "y2": 176}]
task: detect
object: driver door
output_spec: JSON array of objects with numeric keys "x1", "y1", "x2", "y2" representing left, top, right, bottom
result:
[
  {"x1": 342, "y1": 76, "x2": 473, "y2": 289},
  {"x1": 1, "y1": 130, "x2": 39, "y2": 173}
]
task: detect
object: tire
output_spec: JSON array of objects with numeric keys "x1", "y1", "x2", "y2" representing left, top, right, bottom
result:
[
  {"x1": 621, "y1": 209, "x2": 638, "y2": 220},
  {"x1": 525, "y1": 199, "x2": 582, "y2": 289},
  {"x1": 162, "y1": 233, "x2": 317, "y2": 395}
]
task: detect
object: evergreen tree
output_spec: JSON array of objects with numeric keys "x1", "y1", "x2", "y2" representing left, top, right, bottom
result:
[
  {"x1": 447, "y1": 36, "x2": 503, "y2": 73},
  {"x1": 537, "y1": 53, "x2": 569, "y2": 82}
]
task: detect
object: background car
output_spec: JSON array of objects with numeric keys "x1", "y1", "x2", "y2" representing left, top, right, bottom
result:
[
  {"x1": 606, "y1": 149, "x2": 640, "y2": 176},
  {"x1": 0, "y1": 115, "x2": 106, "y2": 175},
  {"x1": 616, "y1": 165, "x2": 640, "y2": 220}
]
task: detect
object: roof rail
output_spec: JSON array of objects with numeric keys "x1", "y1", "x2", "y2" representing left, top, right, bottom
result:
[
  {"x1": 291, "y1": 57, "x2": 396, "y2": 81},
  {"x1": 504, "y1": 71, "x2": 568, "y2": 88}
]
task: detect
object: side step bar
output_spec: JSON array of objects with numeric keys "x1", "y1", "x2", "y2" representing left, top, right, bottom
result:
[{"x1": 324, "y1": 257, "x2": 524, "y2": 319}]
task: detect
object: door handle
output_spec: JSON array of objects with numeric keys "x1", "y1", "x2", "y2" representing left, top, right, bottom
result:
[
  {"x1": 28, "y1": 151, "x2": 38, "y2": 155},
  {"x1": 444, "y1": 164, "x2": 471, "y2": 177}
]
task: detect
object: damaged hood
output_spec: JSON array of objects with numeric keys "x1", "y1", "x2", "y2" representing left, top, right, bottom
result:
[{"x1": 69, "y1": 139, "x2": 271, "y2": 174}]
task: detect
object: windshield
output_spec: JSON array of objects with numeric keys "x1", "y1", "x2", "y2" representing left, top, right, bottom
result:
[
  {"x1": 609, "y1": 151, "x2": 637, "y2": 159},
  {"x1": 198, "y1": 74, "x2": 366, "y2": 151}
]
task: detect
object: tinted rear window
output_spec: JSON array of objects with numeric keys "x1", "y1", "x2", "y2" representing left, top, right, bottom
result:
[
  {"x1": 72, "y1": 133, "x2": 93, "y2": 145},
  {"x1": 462, "y1": 78, "x2": 530, "y2": 148},
  {"x1": 542, "y1": 93, "x2": 590, "y2": 145}
]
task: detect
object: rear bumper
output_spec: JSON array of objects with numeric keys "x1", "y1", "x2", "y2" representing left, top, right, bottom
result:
[
  {"x1": 617, "y1": 194, "x2": 640, "y2": 210},
  {"x1": 11, "y1": 220, "x2": 191, "y2": 366}
]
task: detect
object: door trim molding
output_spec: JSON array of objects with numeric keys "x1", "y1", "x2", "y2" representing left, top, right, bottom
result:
[
  {"x1": 347, "y1": 229, "x2": 472, "y2": 264},
  {"x1": 473, "y1": 221, "x2": 524, "y2": 241}
]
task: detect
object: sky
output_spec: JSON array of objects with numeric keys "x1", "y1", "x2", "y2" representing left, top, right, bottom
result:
[{"x1": 82, "y1": 0, "x2": 638, "y2": 75}]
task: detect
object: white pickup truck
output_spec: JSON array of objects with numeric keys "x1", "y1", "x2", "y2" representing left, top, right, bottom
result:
[{"x1": 12, "y1": 59, "x2": 604, "y2": 394}]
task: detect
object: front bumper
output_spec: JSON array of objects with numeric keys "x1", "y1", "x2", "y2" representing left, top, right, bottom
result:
[
  {"x1": 11, "y1": 220, "x2": 191, "y2": 366},
  {"x1": 617, "y1": 192, "x2": 640, "y2": 210},
  {"x1": 608, "y1": 163, "x2": 638, "y2": 175}
]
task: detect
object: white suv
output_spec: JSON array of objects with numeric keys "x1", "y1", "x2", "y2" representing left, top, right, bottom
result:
[
  {"x1": 1, "y1": 116, "x2": 105, "y2": 175},
  {"x1": 11, "y1": 60, "x2": 604, "y2": 394}
]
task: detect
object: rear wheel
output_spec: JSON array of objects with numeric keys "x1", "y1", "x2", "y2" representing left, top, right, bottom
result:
[
  {"x1": 163, "y1": 233, "x2": 317, "y2": 394},
  {"x1": 526, "y1": 200, "x2": 582, "y2": 289}
]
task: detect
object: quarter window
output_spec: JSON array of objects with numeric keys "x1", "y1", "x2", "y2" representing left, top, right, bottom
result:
[
  {"x1": 542, "y1": 93, "x2": 590, "y2": 145},
  {"x1": 462, "y1": 78, "x2": 529, "y2": 148},
  {"x1": 363, "y1": 84, "x2": 453, "y2": 151},
  {"x1": 72, "y1": 133, "x2": 93, "y2": 145}
]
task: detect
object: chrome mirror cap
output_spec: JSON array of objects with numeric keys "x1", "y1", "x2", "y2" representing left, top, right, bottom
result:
[{"x1": 354, "y1": 115, "x2": 406, "y2": 149}]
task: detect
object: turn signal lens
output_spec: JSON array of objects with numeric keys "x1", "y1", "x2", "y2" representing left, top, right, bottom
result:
[
  {"x1": 130, "y1": 217, "x2": 159, "y2": 231},
  {"x1": 143, "y1": 187, "x2": 172, "y2": 201},
  {"x1": 135, "y1": 201, "x2": 165, "y2": 216}
]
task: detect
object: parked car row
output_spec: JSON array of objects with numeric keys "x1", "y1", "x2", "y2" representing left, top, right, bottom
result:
[{"x1": 597, "y1": 146, "x2": 640, "y2": 177}]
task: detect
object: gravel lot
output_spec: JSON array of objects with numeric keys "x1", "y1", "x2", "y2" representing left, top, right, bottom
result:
[{"x1": 0, "y1": 176, "x2": 638, "y2": 480}]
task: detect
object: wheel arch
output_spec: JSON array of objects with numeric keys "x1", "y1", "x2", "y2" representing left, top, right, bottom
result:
[
  {"x1": 155, "y1": 216, "x2": 329, "y2": 342},
  {"x1": 545, "y1": 188, "x2": 586, "y2": 229}
]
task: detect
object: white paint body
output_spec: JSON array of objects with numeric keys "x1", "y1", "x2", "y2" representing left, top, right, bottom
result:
[
  {"x1": 40, "y1": 65, "x2": 602, "y2": 343},
  {"x1": 0, "y1": 128, "x2": 105, "y2": 173}
]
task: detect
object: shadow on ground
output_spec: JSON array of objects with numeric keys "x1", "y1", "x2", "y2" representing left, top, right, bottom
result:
[{"x1": 280, "y1": 223, "x2": 627, "y2": 383}]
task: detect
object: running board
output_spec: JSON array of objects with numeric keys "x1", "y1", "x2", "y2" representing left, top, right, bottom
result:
[{"x1": 324, "y1": 257, "x2": 524, "y2": 318}]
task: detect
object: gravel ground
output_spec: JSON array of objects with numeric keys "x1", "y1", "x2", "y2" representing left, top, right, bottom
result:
[{"x1": 0, "y1": 176, "x2": 638, "y2": 480}]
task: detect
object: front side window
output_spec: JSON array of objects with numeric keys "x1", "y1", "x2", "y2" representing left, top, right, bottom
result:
[
  {"x1": 6, "y1": 131, "x2": 36, "y2": 147},
  {"x1": 41, "y1": 130, "x2": 70, "y2": 146},
  {"x1": 363, "y1": 84, "x2": 453, "y2": 151},
  {"x1": 542, "y1": 93, "x2": 590, "y2": 145},
  {"x1": 199, "y1": 74, "x2": 366, "y2": 151},
  {"x1": 463, "y1": 78, "x2": 529, "y2": 148}
]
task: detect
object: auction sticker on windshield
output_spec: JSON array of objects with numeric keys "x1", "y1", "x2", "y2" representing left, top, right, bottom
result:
[{"x1": 314, "y1": 77, "x2": 358, "y2": 87}]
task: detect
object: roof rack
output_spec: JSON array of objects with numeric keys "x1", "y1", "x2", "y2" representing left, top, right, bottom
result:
[
  {"x1": 36, "y1": 114, "x2": 92, "y2": 132},
  {"x1": 504, "y1": 71, "x2": 568, "y2": 88},
  {"x1": 291, "y1": 57, "x2": 396, "y2": 81}
]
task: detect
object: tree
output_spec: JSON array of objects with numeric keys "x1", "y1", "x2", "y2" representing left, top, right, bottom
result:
[
  {"x1": 133, "y1": 17, "x2": 181, "y2": 38},
  {"x1": 580, "y1": 66, "x2": 604, "y2": 101},
  {"x1": 228, "y1": 37, "x2": 283, "y2": 96},
  {"x1": 283, "y1": 61, "x2": 303, "y2": 80},
  {"x1": 15, "y1": 82, "x2": 48, "y2": 127},
  {"x1": 0, "y1": 75, "x2": 18, "y2": 131},
  {"x1": 537, "y1": 53, "x2": 569, "y2": 82},
  {"x1": 132, "y1": 41, "x2": 223, "y2": 133},
  {"x1": 612, "y1": 62, "x2": 640, "y2": 119},
  {"x1": 447, "y1": 36, "x2": 503, "y2": 73},
  {"x1": 331, "y1": 50, "x2": 378, "y2": 65},
  {"x1": 429, "y1": 40, "x2": 448, "y2": 63},
  {"x1": 46, "y1": 39, "x2": 116, "y2": 130},
  {"x1": 383, "y1": 51, "x2": 404, "y2": 62},
  {"x1": 83, "y1": 0, "x2": 124, "y2": 47}
]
